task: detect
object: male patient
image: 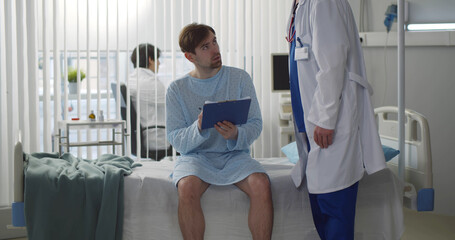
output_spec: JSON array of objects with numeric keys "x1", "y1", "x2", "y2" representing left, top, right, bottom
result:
[{"x1": 166, "y1": 23, "x2": 273, "y2": 240}]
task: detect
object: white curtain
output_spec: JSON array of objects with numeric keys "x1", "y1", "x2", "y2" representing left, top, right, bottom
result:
[
  {"x1": 1, "y1": 0, "x2": 42, "y2": 209},
  {"x1": 0, "y1": 0, "x2": 292, "y2": 209}
]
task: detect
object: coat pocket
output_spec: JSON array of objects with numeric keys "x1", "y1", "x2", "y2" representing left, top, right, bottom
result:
[{"x1": 294, "y1": 34, "x2": 313, "y2": 61}]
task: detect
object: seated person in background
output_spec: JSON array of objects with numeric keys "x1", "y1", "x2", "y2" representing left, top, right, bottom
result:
[
  {"x1": 129, "y1": 43, "x2": 171, "y2": 160},
  {"x1": 166, "y1": 23, "x2": 273, "y2": 240}
]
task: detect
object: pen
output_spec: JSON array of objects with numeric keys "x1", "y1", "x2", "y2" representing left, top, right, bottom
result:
[{"x1": 297, "y1": 37, "x2": 303, "y2": 47}]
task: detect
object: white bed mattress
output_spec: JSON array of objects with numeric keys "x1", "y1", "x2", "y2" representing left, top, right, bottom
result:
[{"x1": 123, "y1": 158, "x2": 403, "y2": 240}]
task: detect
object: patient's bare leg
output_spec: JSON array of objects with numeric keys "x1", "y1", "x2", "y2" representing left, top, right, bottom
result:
[
  {"x1": 177, "y1": 176, "x2": 210, "y2": 240},
  {"x1": 235, "y1": 173, "x2": 273, "y2": 240}
]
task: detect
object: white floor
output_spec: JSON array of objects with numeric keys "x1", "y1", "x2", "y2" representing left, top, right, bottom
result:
[
  {"x1": 8, "y1": 208, "x2": 455, "y2": 240},
  {"x1": 401, "y1": 208, "x2": 455, "y2": 240}
]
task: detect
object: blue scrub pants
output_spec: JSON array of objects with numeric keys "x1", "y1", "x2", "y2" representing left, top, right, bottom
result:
[{"x1": 308, "y1": 182, "x2": 359, "y2": 240}]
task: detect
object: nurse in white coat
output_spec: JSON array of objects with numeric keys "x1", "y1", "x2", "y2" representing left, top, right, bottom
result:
[{"x1": 286, "y1": 0, "x2": 386, "y2": 239}]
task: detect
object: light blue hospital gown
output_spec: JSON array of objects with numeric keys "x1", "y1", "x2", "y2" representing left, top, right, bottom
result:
[{"x1": 166, "y1": 66, "x2": 266, "y2": 186}]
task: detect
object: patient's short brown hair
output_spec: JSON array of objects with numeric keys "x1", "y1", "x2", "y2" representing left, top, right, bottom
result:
[{"x1": 179, "y1": 23, "x2": 216, "y2": 54}]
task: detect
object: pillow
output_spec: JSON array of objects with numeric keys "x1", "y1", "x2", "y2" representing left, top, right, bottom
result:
[
  {"x1": 382, "y1": 145, "x2": 400, "y2": 162},
  {"x1": 281, "y1": 142, "x2": 400, "y2": 164},
  {"x1": 280, "y1": 141, "x2": 299, "y2": 164}
]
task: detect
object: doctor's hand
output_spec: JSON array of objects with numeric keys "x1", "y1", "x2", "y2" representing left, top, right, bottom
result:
[
  {"x1": 214, "y1": 121, "x2": 238, "y2": 140},
  {"x1": 314, "y1": 126, "x2": 334, "y2": 149}
]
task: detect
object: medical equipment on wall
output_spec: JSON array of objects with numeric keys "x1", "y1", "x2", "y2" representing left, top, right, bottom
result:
[
  {"x1": 384, "y1": 2, "x2": 409, "y2": 32},
  {"x1": 384, "y1": 4, "x2": 397, "y2": 33}
]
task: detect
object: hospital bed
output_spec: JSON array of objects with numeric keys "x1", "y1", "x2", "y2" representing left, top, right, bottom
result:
[
  {"x1": 12, "y1": 106, "x2": 434, "y2": 239},
  {"x1": 122, "y1": 158, "x2": 404, "y2": 240},
  {"x1": 375, "y1": 106, "x2": 434, "y2": 211}
]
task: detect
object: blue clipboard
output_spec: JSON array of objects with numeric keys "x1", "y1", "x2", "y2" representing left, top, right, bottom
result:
[{"x1": 201, "y1": 98, "x2": 251, "y2": 130}]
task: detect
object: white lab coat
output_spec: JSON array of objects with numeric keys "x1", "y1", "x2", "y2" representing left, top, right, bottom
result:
[
  {"x1": 129, "y1": 68, "x2": 170, "y2": 150},
  {"x1": 287, "y1": 0, "x2": 386, "y2": 193}
]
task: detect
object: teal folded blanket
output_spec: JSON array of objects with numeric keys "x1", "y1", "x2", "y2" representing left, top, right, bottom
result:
[{"x1": 24, "y1": 152, "x2": 140, "y2": 240}]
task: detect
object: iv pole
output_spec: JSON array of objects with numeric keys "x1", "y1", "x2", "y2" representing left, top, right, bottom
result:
[{"x1": 397, "y1": 0, "x2": 405, "y2": 182}]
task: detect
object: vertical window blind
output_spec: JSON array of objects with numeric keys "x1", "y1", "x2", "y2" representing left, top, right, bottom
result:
[{"x1": 0, "y1": 0, "x2": 291, "y2": 208}]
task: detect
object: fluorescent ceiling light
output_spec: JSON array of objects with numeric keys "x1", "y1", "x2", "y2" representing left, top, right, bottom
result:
[{"x1": 407, "y1": 23, "x2": 455, "y2": 31}]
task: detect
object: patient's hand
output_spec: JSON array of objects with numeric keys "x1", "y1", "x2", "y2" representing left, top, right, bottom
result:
[
  {"x1": 198, "y1": 111, "x2": 203, "y2": 131},
  {"x1": 214, "y1": 121, "x2": 238, "y2": 140}
]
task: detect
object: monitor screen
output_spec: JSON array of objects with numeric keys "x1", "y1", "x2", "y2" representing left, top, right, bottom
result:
[{"x1": 271, "y1": 53, "x2": 290, "y2": 92}]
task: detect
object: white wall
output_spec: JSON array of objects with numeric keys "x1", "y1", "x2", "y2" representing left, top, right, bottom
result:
[
  {"x1": 349, "y1": 0, "x2": 455, "y2": 32},
  {"x1": 406, "y1": 0, "x2": 455, "y2": 24},
  {"x1": 348, "y1": 0, "x2": 455, "y2": 216}
]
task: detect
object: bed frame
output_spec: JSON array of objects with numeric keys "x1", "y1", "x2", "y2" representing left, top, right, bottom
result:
[
  {"x1": 10, "y1": 138, "x2": 25, "y2": 228},
  {"x1": 375, "y1": 106, "x2": 434, "y2": 211}
]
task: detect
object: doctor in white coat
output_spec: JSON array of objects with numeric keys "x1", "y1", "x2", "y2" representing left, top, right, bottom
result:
[
  {"x1": 286, "y1": 0, "x2": 386, "y2": 239},
  {"x1": 129, "y1": 43, "x2": 171, "y2": 160}
]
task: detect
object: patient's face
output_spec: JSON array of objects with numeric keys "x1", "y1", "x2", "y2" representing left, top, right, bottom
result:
[{"x1": 192, "y1": 32, "x2": 222, "y2": 69}]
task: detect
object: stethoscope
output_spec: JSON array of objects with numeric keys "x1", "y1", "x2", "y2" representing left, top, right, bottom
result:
[{"x1": 285, "y1": 3, "x2": 299, "y2": 43}]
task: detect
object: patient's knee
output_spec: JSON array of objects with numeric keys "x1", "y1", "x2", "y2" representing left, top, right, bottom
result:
[
  {"x1": 177, "y1": 176, "x2": 205, "y2": 202},
  {"x1": 248, "y1": 173, "x2": 271, "y2": 198}
]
